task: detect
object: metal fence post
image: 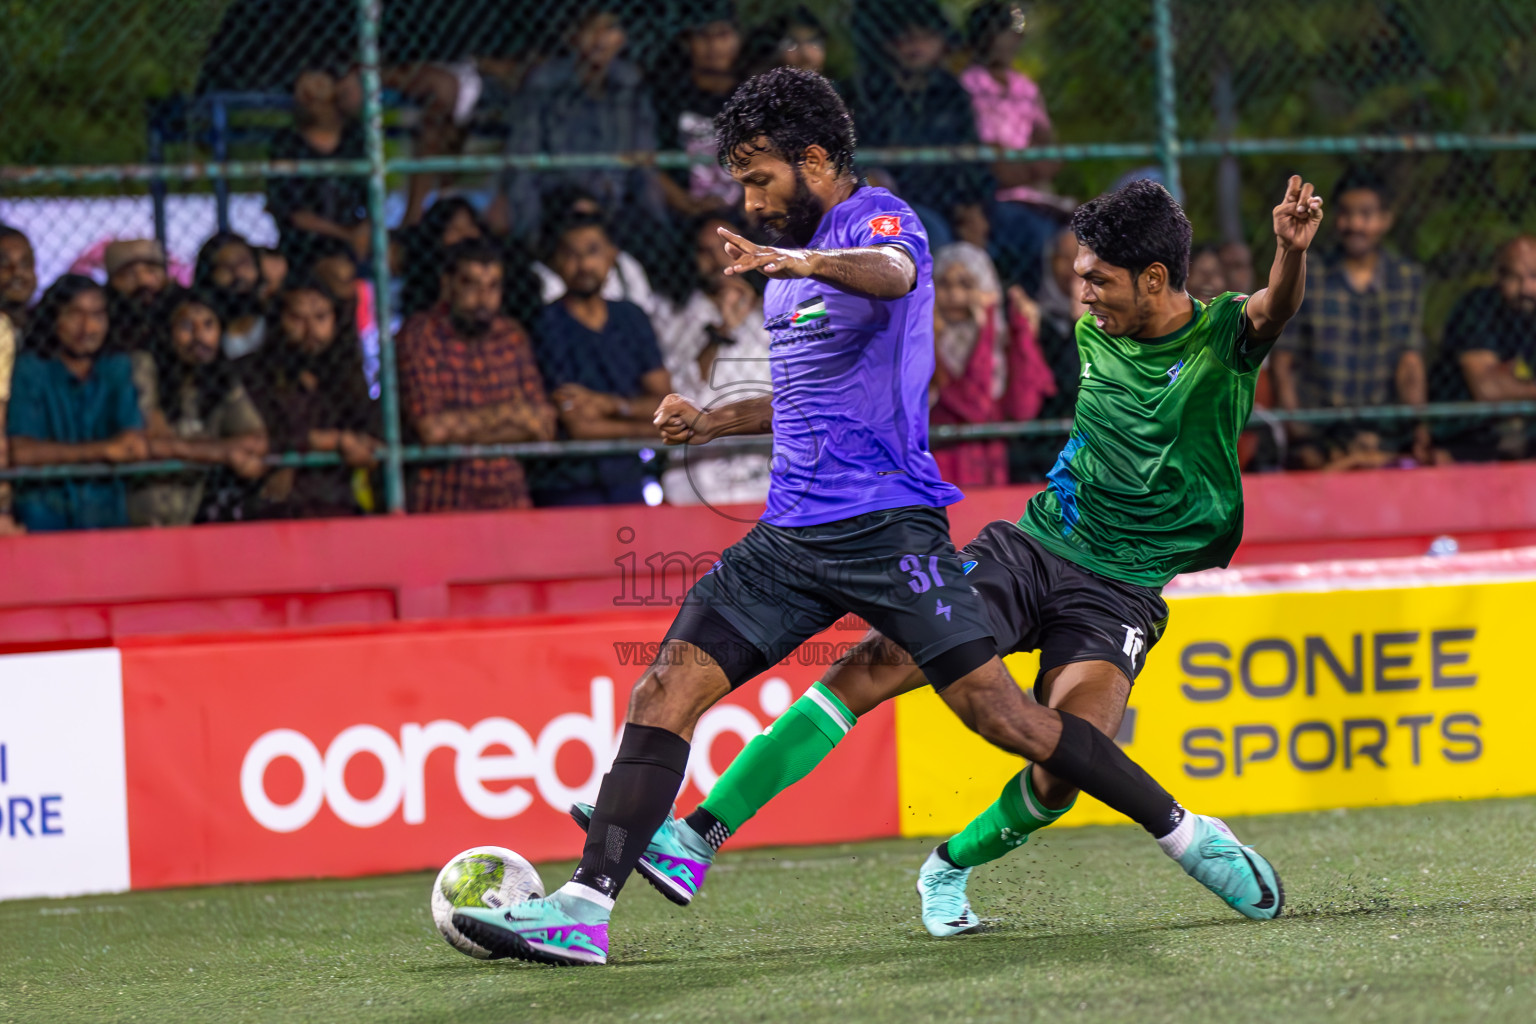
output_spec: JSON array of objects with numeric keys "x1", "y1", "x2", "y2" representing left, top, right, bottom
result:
[
  {"x1": 357, "y1": 0, "x2": 405, "y2": 513},
  {"x1": 1152, "y1": 0, "x2": 1183, "y2": 202}
]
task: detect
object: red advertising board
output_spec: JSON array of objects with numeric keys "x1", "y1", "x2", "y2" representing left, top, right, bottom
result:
[{"x1": 120, "y1": 612, "x2": 898, "y2": 890}]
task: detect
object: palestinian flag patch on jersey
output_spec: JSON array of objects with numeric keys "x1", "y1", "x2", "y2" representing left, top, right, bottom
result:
[{"x1": 792, "y1": 296, "x2": 828, "y2": 326}]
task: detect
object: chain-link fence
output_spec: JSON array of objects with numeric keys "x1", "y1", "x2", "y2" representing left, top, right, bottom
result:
[{"x1": 2, "y1": 0, "x2": 1534, "y2": 527}]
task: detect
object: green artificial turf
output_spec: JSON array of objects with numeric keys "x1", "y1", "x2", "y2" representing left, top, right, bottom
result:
[{"x1": 2, "y1": 798, "x2": 1532, "y2": 1024}]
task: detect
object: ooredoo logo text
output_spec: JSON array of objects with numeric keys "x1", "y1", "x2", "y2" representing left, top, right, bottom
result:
[{"x1": 239, "y1": 676, "x2": 792, "y2": 833}]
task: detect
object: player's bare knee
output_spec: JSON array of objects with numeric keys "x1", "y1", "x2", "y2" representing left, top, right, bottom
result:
[{"x1": 824, "y1": 632, "x2": 919, "y2": 716}]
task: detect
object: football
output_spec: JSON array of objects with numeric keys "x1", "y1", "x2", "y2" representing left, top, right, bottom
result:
[{"x1": 430, "y1": 846, "x2": 544, "y2": 959}]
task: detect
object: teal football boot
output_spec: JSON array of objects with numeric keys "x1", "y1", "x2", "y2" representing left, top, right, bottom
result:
[{"x1": 569, "y1": 802, "x2": 715, "y2": 906}]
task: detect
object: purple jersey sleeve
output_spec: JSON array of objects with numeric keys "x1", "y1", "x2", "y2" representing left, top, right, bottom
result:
[{"x1": 836, "y1": 201, "x2": 929, "y2": 268}]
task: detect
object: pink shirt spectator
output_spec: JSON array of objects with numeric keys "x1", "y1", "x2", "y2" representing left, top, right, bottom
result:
[{"x1": 960, "y1": 65, "x2": 1054, "y2": 205}]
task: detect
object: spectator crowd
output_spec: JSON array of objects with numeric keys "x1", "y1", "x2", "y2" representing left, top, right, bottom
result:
[{"x1": 2, "y1": 0, "x2": 1534, "y2": 533}]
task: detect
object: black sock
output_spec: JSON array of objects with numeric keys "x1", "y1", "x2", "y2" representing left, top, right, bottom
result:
[
  {"x1": 571, "y1": 724, "x2": 691, "y2": 899},
  {"x1": 683, "y1": 807, "x2": 731, "y2": 851},
  {"x1": 935, "y1": 841, "x2": 962, "y2": 868},
  {"x1": 1040, "y1": 711, "x2": 1184, "y2": 839}
]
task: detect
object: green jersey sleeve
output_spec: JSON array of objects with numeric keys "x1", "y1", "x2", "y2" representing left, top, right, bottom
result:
[{"x1": 1204, "y1": 291, "x2": 1274, "y2": 374}]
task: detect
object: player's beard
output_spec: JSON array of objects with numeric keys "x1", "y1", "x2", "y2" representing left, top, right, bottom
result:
[{"x1": 760, "y1": 169, "x2": 824, "y2": 248}]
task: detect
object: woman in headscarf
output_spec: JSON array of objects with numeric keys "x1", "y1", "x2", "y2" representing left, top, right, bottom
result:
[{"x1": 929, "y1": 241, "x2": 1056, "y2": 487}]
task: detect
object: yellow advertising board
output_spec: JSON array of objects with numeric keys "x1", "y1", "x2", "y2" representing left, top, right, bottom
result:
[{"x1": 895, "y1": 578, "x2": 1536, "y2": 837}]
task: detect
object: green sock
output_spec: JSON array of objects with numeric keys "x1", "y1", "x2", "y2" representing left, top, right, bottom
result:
[
  {"x1": 696, "y1": 682, "x2": 855, "y2": 833},
  {"x1": 944, "y1": 765, "x2": 1076, "y2": 868}
]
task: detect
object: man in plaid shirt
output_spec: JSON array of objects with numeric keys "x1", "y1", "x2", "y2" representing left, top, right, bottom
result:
[
  {"x1": 1273, "y1": 166, "x2": 1429, "y2": 466},
  {"x1": 398, "y1": 239, "x2": 557, "y2": 512}
]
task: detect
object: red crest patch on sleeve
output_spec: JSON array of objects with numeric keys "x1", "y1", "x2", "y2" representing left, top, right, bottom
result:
[{"x1": 868, "y1": 215, "x2": 902, "y2": 237}]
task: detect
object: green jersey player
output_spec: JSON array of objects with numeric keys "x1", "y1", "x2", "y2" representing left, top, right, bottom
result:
[{"x1": 572, "y1": 175, "x2": 1324, "y2": 934}]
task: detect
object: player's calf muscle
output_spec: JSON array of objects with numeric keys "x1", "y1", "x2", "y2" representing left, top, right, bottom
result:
[
  {"x1": 627, "y1": 642, "x2": 731, "y2": 734},
  {"x1": 944, "y1": 664, "x2": 1062, "y2": 760}
]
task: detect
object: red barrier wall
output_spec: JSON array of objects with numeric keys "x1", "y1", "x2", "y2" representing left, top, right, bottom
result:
[
  {"x1": 5, "y1": 463, "x2": 1536, "y2": 647},
  {"x1": 119, "y1": 611, "x2": 897, "y2": 888}
]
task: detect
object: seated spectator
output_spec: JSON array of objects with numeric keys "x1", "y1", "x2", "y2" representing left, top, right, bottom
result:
[
  {"x1": 0, "y1": 309, "x2": 20, "y2": 534},
  {"x1": 850, "y1": 0, "x2": 992, "y2": 250},
  {"x1": 196, "y1": 232, "x2": 269, "y2": 359},
  {"x1": 1189, "y1": 240, "x2": 1259, "y2": 303},
  {"x1": 532, "y1": 185, "x2": 662, "y2": 320},
  {"x1": 1187, "y1": 244, "x2": 1228, "y2": 302},
  {"x1": 399, "y1": 197, "x2": 545, "y2": 335},
  {"x1": 104, "y1": 239, "x2": 172, "y2": 352},
  {"x1": 303, "y1": 236, "x2": 363, "y2": 316},
  {"x1": 0, "y1": 225, "x2": 37, "y2": 332},
  {"x1": 1273, "y1": 167, "x2": 1428, "y2": 468},
  {"x1": 535, "y1": 212, "x2": 671, "y2": 506},
  {"x1": 245, "y1": 278, "x2": 382, "y2": 519},
  {"x1": 256, "y1": 247, "x2": 289, "y2": 303},
  {"x1": 7, "y1": 276, "x2": 148, "y2": 531},
  {"x1": 960, "y1": 0, "x2": 1066, "y2": 292},
  {"x1": 743, "y1": 5, "x2": 827, "y2": 76},
  {"x1": 1429, "y1": 235, "x2": 1536, "y2": 461},
  {"x1": 1220, "y1": 240, "x2": 1256, "y2": 295},
  {"x1": 1318, "y1": 429, "x2": 1420, "y2": 472},
  {"x1": 654, "y1": 0, "x2": 743, "y2": 219},
  {"x1": 928, "y1": 242, "x2": 1055, "y2": 487},
  {"x1": 651, "y1": 215, "x2": 772, "y2": 506},
  {"x1": 266, "y1": 68, "x2": 371, "y2": 267},
  {"x1": 298, "y1": 235, "x2": 381, "y2": 396},
  {"x1": 128, "y1": 289, "x2": 269, "y2": 526},
  {"x1": 492, "y1": 4, "x2": 667, "y2": 255},
  {"x1": 399, "y1": 197, "x2": 490, "y2": 319},
  {"x1": 398, "y1": 240, "x2": 557, "y2": 512},
  {"x1": 1034, "y1": 228, "x2": 1084, "y2": 416}
]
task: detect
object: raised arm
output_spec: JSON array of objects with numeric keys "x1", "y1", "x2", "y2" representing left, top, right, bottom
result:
[
  {"x1": 1245, "y1": 175, "x2": 1325, "y2": 340},
  {"x1": 716, "y1": 226, "x2": 916, "y2": 299}
]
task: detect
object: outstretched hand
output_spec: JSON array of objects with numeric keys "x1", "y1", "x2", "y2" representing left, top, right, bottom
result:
[
  {"x1": 718, "y1": 226, "x2": 815, "y2": 279},
  {"x1": 1273, "y1": 174, "x2": 1324, "y2": 252}
]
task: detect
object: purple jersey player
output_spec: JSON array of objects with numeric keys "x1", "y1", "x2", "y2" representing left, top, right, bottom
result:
[
  {"x1": 760, "y1": 186, "x2": 962, "y2": 525},
  {"x1": 452, "y1": 67, "x2": 1244, "y2": 968}
]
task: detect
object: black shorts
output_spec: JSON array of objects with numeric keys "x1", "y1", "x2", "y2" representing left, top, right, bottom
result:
[
  {"x1": 665, "y1": 505, "x2": 996, "y2": 689},
  {"x1": 960, "y1": 521, "x2": 1170, "y2": 698}
]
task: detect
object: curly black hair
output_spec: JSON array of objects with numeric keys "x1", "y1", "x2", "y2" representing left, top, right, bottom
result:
[
  {"x1": 442, "y1": 238, "x2": 505, "y2": 276},
  {"x1": 1071, "y1": 178, "x2": 1192, "y2": 291},
  {"x1": 715, "y1": 66, "x2": 856, "y2": 176},
  {"x1": 1333, "y1": 163, "x2": 1392, "y2": 205}
]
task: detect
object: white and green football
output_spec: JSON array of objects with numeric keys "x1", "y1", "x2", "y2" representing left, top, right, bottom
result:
[{"x1": 430, "y1": 846, "x2": 544, "y2": 959}]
